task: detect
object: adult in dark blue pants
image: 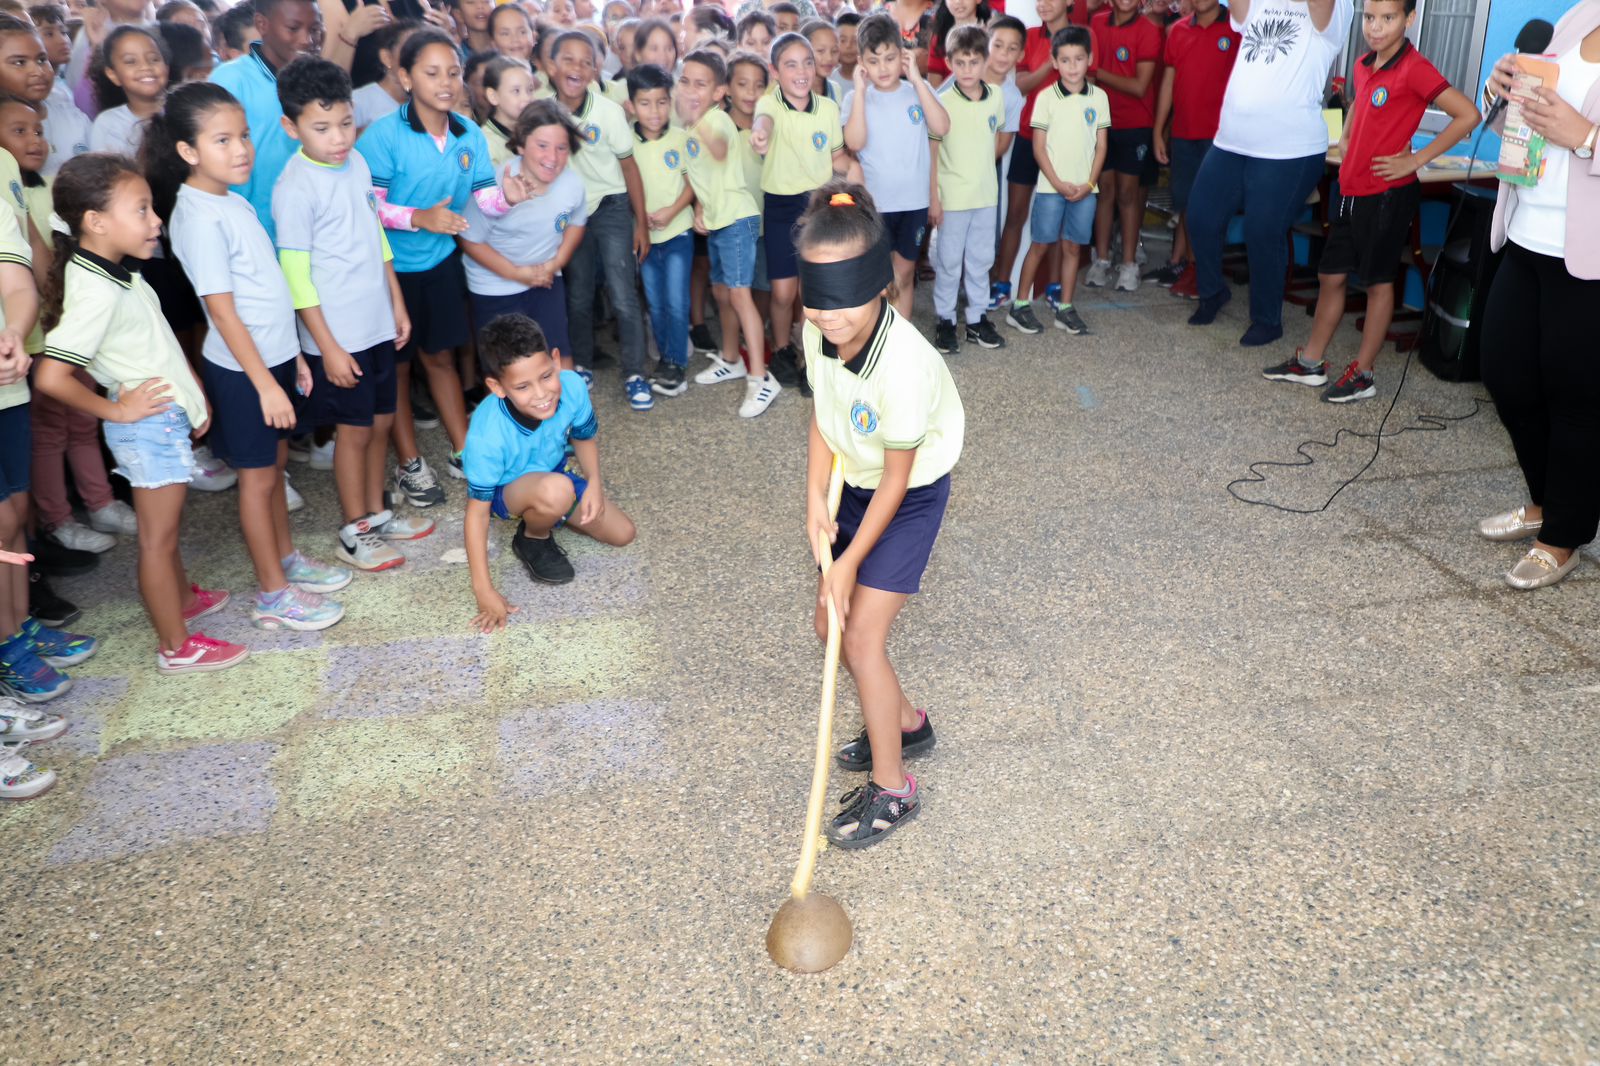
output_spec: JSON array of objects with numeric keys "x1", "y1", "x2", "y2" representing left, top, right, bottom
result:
[{"x1": 1185, "y1": 0, "x2": 1352, "y2": 347}]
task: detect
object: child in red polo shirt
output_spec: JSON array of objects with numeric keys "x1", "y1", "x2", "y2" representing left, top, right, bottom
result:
[
  {"x1": 1083, "y1": 0, "x2": 1161, "y2": 293},
  {"x1": 1262, "y1": 0, "x2": 1476, "y2": 403},
  {"x1": 1152, "y1": 0, "x2": 1239, "y2": 297}
]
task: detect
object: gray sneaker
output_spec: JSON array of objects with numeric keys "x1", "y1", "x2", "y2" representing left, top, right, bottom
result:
[
  {"x1": 1005, "y1": 301, "x2": 1044, "y2": 335},
  {"x1": 1054, "y1": 305, "x2": 1090, "y2": 334},
  {"x1": 392, "y1": 457, "x2": 446, "y2": 508},
  {"x1": 1083, "y1": 258, "x2": 1113, "y2": 288}
]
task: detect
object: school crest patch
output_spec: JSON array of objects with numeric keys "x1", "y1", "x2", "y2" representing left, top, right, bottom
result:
[
  {"x1": 457, "y1": 149, "x2": 473, "y2": 171},
  {"x1": 908, "y1": 104, "x2": 924, "y2": 125},
  {"x1": 686, "y1": 137, "x2": 701, "y2": 158},
  {"x1": 1084, "y1": 107, "x2": 1098, "y2": 125},
  {"x1": 850, "y1": 400, "x2": 879, "y2": 435},
  {"x1": 811, "y1": 130, "x2": 828, "y2": 151},
  {"x1": 8, "y1": 180, "x2": 21, "y2": 210},
  {"x1": 664, "y1": 149, "x2": 681, "y2": 169},
  {"x1": 988, "y1": 114, "x2": 998, "y2": 132},
  {"x1": 1370, "y1": 86, "x2": 1389, "y2": 108},
  {"x1": 1115, "y1": 46, "x2": 1130, "y2": 62},
  {"x1": 555, "y1": 211, "x2": 571, "y2": 233},
  {"x1": 583, "y1": 124, "x2": 601, "y2": 144},
  {"x1": 1217, "y1": 36, "x2": 1232, "y2": 51}
]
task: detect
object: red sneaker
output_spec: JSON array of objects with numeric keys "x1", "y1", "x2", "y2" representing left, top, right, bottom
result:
[
  {"x1": 182, "y1": 584, "x2": 230, "y2": 625},
  {"x1": 157, "y1": 633, "x2": 249, "y2": 675},
  {"x1": 1170, "y1": 263, "x2": 1198, "y2": 300}
]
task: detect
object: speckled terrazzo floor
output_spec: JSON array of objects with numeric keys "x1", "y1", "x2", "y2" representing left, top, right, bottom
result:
[{"x1": 8, "y1": 253, "x2": 1600, "y2": 1064}]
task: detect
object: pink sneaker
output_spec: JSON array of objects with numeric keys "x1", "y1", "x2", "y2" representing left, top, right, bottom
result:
[
  {"x1": 157, "y1": 633, "x2": 249, "y2": 675},
  {"x1": 182, "y1": 584, "x2": 230, "y2": 625}
]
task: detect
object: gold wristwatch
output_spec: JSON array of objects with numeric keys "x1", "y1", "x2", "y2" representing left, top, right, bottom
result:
[{"x1": 1576, "y1": 123, "x2": 1599, "y2": 160}]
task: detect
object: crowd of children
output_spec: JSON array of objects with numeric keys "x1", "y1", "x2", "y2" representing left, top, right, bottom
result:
[{"x1": 0, "y1": 0, "x2": 1483, "y2": 845}]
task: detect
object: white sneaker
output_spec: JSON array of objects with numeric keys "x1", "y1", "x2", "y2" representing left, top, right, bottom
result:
[
  {"x1": 284, "y1": 474, "x2": 305, "y2": 513},
  {"x1": 190, "y1": 445, "x2": 238, "y2": 492},
  {"x1": 738, "y1": 374, "x2": 781, "y2": 418},
  {"x1": 0, "y1": 741, "x2": 56, "y2": 799},
  {"x1": 0, "y1": 698, "x2": 67, "y2": 744},
  {"x1": 694, "y1": 356, "x2": 747, "y2": 385},
  {"x1": 308, "y1": 438, "x2": 335, "y2": 471},
  {"x1": 336, "y1": 515, "x2": 405, "y2": 572},
  {"x1": 87, "y1": 500, "x2": 138, "y2": 535},
  {"x1": 1114, "y1": 263, "x2": 1141, "y2": 292},
  {"x1": 1083, "y1": 259, "x2": 1113, "y2": 288},
  {"x1": 49, "y1": 520, "x2": 114, "y2": 554}
]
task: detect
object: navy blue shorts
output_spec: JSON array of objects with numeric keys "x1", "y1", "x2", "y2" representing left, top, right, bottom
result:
[
  {"x1": 306, "y1": 340, "x2": 398, "y2": 428},
  {"x1": 470, "y1": 281, "x2": 572, "y2": 366},
  {"x1": 832, "y1": 473, "x2": 951, "y2": 595},
  {"x1": 0, "y1": 402, "x2": 30, "y2": 500},
  {"x1": 489, "y1": 464, "x2": 588, "y2": 527},
  {"x1": 881, "y1": 208, "x2": 929, "y2": 262},
  {"x1": 1106, "y1": 127, "x2": 1159, "y2": 185},
  {"x1": 201, "y1": 357, "x2": 305, "y2": 469},
  {"x1": 397, "y1": 251, "x2": 469, "y2": 361},
  {"x1": 1007, "y1": 137, "x2": 1040, "y2": 186},
  {"x1": 1168, "y1": 137, "x2": 1211, "y2": 214},
  {"x1": 763, "y1": 190, "x2": 811, "y2": 281}
]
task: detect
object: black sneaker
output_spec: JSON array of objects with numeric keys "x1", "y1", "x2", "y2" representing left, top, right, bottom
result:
[
  {"x1": 28, "y1": 536, "x2": 97, "y2": 577},
  {"x1": 1144, "y1": 261, "x2": 1185, "y2": 287},
  {"x1": 1323, "y1": 361, "x2": 1376, "y2": 403},
  {"x1": 410, "y1": 382, "x2": 440, "y2": 430},
  {"x1": 1005, "y1": 301, "x2": 1044, "y2": 335},
  {"x1": 1262, "y1": 349, "x2": 1328, "y2": 387},
  {"x1": 689, "y1": 323, "x2": 718, "y2": 353},
  {"x1": 650, "y1": 363, "x2": 688, "y2": 396},
  {"x1": 511, "y1": 521, "x2": 575, "y2": 584},
  {"x1": 825, "y1": 775, "x2": 921, "y2": 849},
  {"x1": 768, "y1": 344, "x2": 800, "y2": 387},
  {"x1": 932, "y1": 318, "x2": 959, "y2": 355},
  {"x1": 834, "y1": 710, "x2": 937, "y2": 772},
  {"x1": 965, "y1": 316, "x2": 1005, "y2": 349},
  {"x1": 28, "y1": 570, "x2": 81, "y2": 629},
  {"x1": 1054, "y1": 305, "x2": 1090, "y2": 335}
]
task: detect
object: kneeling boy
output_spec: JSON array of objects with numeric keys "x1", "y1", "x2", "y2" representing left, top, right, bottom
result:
[{"x1": 464, "y1": 314, "x2": 636, "y2": 632}]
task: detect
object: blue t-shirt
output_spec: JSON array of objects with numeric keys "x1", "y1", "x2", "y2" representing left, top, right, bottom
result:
[
  {"x1": 210, "y1": 43, "x2": 295, "y2": 243},
  {"x1": 357, "y1": 103, "x2": 498, "y2": 274},
  {"x1": 463, "y1": 371, "x2": 597, "y2": 500}
]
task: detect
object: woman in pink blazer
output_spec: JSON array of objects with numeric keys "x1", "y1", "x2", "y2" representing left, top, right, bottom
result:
[{"x1": 1476, "y1": 0, "x2": 1600, "y2": 590}]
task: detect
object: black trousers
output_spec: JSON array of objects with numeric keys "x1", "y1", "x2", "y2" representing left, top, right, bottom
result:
[{"x1": 1480, "y1": 241, "x2": 1600, "y2": 549}]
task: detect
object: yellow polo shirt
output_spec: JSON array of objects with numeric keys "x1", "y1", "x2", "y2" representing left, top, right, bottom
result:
[
  {"x1": 803, "y1": 301, "x2": 964, "y2": 491},
  {"x1": 932, "y1": 80, "x2": 1007, "y2": 212},
  {"x1": 734, "y1": 123, "x2": 766, "y2": 230},
  {"x1": 753, "y1": 90, "x2": 843, "y2": 196},
  {"x1": 1030, "y1": 81, "x2": 1110, "y2": 193},
  {"x1": 566, "y1": 89, "x2": 634, "y2": 214},
  {"x1": 684, "y1": 109, "x2": 759, "y2": 232},
  {"x1": 482, "y1": 117, "x2": 514, "y2": 167},
  {"x1": 633, "y1": 124, "x2": 693, "y2": 243},
  {"x1": 0, "y1": 192, "x2": 29, "y2": 411}
]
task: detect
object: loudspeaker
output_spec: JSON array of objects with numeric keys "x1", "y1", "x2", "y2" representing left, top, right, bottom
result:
[{"x1": 1421, "y1": 184, "x2": 1502, "y2": 382}]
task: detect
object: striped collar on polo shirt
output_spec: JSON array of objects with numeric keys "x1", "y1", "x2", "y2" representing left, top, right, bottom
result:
[
  {"x1": 71, "y1": 247, "x2": 136, "y2": 287},
  {"x1": 821, "y1": 298, "x2": 892, "y2": 377}
]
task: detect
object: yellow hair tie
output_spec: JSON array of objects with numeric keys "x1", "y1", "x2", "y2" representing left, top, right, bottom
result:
[{"x1": 829, "y1": 192, "x2": 855, "y2": 207}]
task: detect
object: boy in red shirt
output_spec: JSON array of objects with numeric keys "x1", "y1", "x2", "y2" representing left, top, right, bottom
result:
[
  {"x1": 1261, "y1": 0, "x2": 1476, "y2": 403},
  {"x1": 1152, "y1": 0, "x2": 1239, "y2": 297},
  {"x1": 1084, "y1": 0, "x2": 1161, "y2": 293}
]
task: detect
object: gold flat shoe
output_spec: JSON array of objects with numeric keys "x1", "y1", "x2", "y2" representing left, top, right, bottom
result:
[
  {"x1": 1505, "y1": 547, "x2": 1580, "y2": 590},
  {"x1": 1478, "y1": 505, "x2": 1542, "y2": 542}
]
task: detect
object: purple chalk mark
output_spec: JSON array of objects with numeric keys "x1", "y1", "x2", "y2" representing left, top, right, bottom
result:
[
  {"x1": 48, "y1": 741, "x2": 279, "y2": 865},
  {"x1": 497, "y1": 698, "x2": 675, "y2": 798},
  {"x1": 505, "y1": 554, "x2": 649, "y2": 625},
  {"x1": 49, "y1": 676, "x2": 130, "y2": 757},
  {"x1": 322, "y1": 635, "x2": 490, "y2": 719}
]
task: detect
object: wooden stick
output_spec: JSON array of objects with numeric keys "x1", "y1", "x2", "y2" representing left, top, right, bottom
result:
[{"x1": 790, "y1": 456, "x2": 846, "y2": 902}]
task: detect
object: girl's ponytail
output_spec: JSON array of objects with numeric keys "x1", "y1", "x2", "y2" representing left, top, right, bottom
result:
[
  {"x1": 139, "y1": 81, "x2": 241, "y2": 227},
  {"x1": 41, "y1": 153, "x2": 146, "y2": 333}
]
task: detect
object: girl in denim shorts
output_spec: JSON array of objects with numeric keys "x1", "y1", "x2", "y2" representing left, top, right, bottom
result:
[{"x1": 35, "y1": 153, "x2": 250, "y2": 676}]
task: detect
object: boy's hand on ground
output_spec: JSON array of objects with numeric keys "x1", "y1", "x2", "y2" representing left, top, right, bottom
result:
[
  {"x1": 324, "y1": 347, "x2": 362, "y2": 388},
  {"x1": 115, "y1": 377, "x2": 173, "y2": 423},
  {"x1": 414, "y1": 198, "x2": 469, "y2": 235},
  {"x1": 576, "y1": 483, "x2": 606, "y2": 526},
  {"x1": 471, "y1": 588, "x2": 519, "y2": 633},
  {"x1": 258, "y1": 381, "x2": 297, "y2": 430},
  {"x1": 818, "y1": 558, "x2": 857, "y2": 632},
  {"x1": 1371, "y1": 151, "x2": 1420, "y2": 181}
]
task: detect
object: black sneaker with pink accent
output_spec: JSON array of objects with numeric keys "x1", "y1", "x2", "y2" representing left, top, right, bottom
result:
[
  {"x1": 834, "y1": 710, "x2": 936, "y2": 773},
  {"x1": 826, "y1": 774, "x2": 921, "y2": 850}
]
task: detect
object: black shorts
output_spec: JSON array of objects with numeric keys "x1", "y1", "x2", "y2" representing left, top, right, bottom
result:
[
  {"x1": 396, "y1": 251, "x2": 469, "y2": 361},
  {"x1": 1105, "y1": 127, "x2": 1159, "y2": 185},
  {"x1": 881, "y1": 208, "x2": 929, "y2": 261},
  {"x1": 306, "y1": 340, "x2": 398, "y2": 428},
  {"x1": 833, "y1": 473, "x2": 951, "y2": 595},
  {"x1": 142, "y1": 254, "x2": 204, "y2": 334},
  {"x1": 1318, "y1": 182, "x2": 1422, "y2": 288},
  {"x1": 1007, "y1": 137, "x2": 1040, "y2": 186},
  {"x1": 0, "y1": 401, "x2": 29, "y2": 500},
  {"x1": 201, "y1": 357, "x2": 305, "y2": 469}
]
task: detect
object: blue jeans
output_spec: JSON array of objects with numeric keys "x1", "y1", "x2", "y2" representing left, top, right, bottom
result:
[
  {"x1": 1186, "y1": 147, "x2": 1326, "y2": 329},
  {"x1": 639, "y1": 230, "x2": 692, "y2": 368},
  {"x1": 563, "y1": 192, "x2": 647, "y2": 375}
]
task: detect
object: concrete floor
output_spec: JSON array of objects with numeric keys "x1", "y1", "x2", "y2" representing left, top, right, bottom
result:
[{"x1": 8, "y1": 267, "x2": 1599, "y2": 1064}]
